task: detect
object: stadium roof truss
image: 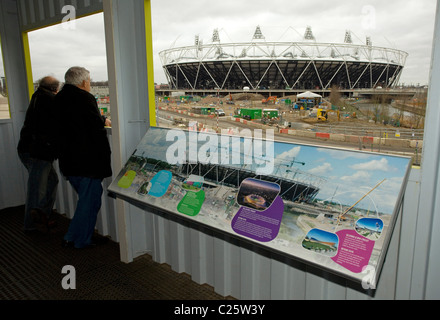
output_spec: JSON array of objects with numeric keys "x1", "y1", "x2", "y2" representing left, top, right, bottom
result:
[
  {"x1": 159, "y1": 41, "x2": 408, "y2": 91},
  {"x1": 177, "y1": 161, "x2": 326, "y2": 203}
]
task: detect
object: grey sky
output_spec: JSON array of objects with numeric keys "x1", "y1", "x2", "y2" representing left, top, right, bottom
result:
[{"x1": 5, "y1": 0, "x2": 436, "y2": 86}]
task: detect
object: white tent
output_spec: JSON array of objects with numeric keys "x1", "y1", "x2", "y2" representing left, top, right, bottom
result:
[
  {"x1": 297, "y1": 91, "x2": 322, "y2": 98},
  {"x1": 296, "y1": 91, "x2": 322, "y2": 105}
]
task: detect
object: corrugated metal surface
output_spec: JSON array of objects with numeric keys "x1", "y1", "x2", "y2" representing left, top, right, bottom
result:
[
  {"x1": 18, "y1": 0, "x2": 103, "y2": 31},
  {"x1": 0, "y1": 121, "x2": 27, "y2": 209}
]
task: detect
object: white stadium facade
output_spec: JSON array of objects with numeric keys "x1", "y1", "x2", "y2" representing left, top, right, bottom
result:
[{"x1": 159, "y1": 26, "x2": 408, "y2": 93}]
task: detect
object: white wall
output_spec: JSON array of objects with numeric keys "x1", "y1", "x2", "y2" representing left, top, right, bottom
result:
[{"x1": 0, "y1": 0, "x2": 31, "y2": 210}]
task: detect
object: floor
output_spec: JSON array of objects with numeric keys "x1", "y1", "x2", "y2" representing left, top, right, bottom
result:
[{"x1": 0, "y1": 205, "x2": 233, "y2": 300}]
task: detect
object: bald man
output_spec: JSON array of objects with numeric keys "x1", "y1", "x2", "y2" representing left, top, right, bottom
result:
[{"x1": 18, "y1": 76, "x2": 60, "y2": 232}]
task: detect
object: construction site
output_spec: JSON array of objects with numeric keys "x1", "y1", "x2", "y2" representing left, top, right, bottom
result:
[
  {"x1": 154, "y1": 88, "x2": 426, "y2": 166},
  {"x1": 159, "y1": 89, "x2": 425, "y2": 132}
]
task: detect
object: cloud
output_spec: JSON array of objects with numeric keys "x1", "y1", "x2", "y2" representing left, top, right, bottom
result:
[
  {"x1": 28, "y1": 13, "x2": 108, "y2": 82},
  {"x1": 350, "y1": 158, "x2": 392, "y2": 171},
  {"x1": 308, "y1": 162, "x2": 332, "y2": 176},
  {"x1": 20, "y1": 0, "x2": 436, "y2": 86},
  {"x1": 151, "y1": 0, "x2": 436, "y2": 85},
  {"x1": 317, "y1": 148, "x2": 372, "y2": 160},
  {"x1": 340, "y1": 171, "x2": 371, "y2": 183},
  {"x1": 276, "y1": 146, "x2": 301, "y2": 162}
]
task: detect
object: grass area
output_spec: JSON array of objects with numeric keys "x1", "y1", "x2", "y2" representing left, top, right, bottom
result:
[{"x1": 302, "y1": 239, "x2": 336, "y2": 252}]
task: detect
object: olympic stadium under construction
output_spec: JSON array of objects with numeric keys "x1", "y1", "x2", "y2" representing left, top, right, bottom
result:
[
  {"x1": 179, "y1": 162, "x2": 322, "y2": 203},
  {"x1": 127, "y1": 154, "x2": 323, "y2": 205},
  {"x1": 159, "y1": 26, "x2": 408, "y2": 92}
]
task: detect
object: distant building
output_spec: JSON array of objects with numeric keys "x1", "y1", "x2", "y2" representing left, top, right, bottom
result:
[{"x1": 91, "y1": 86, "x2": 109, "y2": 97}]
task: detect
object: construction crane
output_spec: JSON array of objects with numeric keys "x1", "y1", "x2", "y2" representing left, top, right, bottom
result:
[
  {"x1": 335, "y1": 179, "x2": 386, "y2": 226},
  {"x1": 274, "y1": 158, "x2": 306, "y2": 178}
]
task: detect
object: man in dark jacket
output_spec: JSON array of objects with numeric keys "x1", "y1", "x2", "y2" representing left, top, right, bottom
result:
[
  {"x1": 18, "y1": 76, "x2": 60, "y2": 232},
  {"x1": 55, "y1": 66, "x2": 112, "y2": 249}
]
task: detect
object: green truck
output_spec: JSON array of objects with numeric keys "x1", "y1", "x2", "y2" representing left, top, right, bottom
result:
[{"x1": 239, "y1": 108, "x2": 262, "y2": 120}]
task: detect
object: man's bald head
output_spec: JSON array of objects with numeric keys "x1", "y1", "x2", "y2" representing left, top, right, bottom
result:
[{"x1": 39, "y1": 76, "x2": 60, "y2": 93}]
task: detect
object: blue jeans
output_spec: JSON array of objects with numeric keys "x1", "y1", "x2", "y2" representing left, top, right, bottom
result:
[
  {"x1": 64, "y1": 176, "x2": 103, "y2": 248},
  {"x1": 19, "y1": 153, "x2": 59, "y2": 230}
]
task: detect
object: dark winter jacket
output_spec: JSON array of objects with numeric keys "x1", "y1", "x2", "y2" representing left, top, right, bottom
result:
[
  {"x1": 17, "y1": 87, "x2": 59, "y2": 161},
  {"x1": 55, "y1": 84, "x2": 112, "y2": 179}
]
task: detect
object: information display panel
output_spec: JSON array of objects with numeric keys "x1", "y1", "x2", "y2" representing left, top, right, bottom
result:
[{"x1": 108, "y1": 127, "x2": 412, "y2": 288}]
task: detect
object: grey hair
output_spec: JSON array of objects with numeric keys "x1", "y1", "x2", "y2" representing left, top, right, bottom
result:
[
  {"x1": 39, "y1": 76, "x2": 60, "y2": 93},
  {"x1": 64, "y1": 66, "x2": 90, "y2": 86}
]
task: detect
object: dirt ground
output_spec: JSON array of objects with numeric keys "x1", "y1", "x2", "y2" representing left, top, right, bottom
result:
[{"x1": 159, "y1": 92, "x2": 415, "y2": 130}]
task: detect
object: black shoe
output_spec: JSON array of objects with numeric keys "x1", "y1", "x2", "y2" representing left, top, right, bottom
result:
[{"x1": 61, "y1": 240, "x2": 75, "y2": 248}]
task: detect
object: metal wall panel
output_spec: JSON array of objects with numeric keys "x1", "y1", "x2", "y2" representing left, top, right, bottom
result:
[
  {"x1": 420, "y1": 3, "x2": 440, "y2": 299},
  {"x1": 0, "y1": 0, "x2": 34, "y2": 211},
  {"x1": 18, "y1": 0, "x2": 103, "y2": 32},
  {"x1": 0, "y1": 122, "x2": 27, "y2": 209},
  {"x1": 395, "y1": 168, "x2": 421, "y2": 299}
]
